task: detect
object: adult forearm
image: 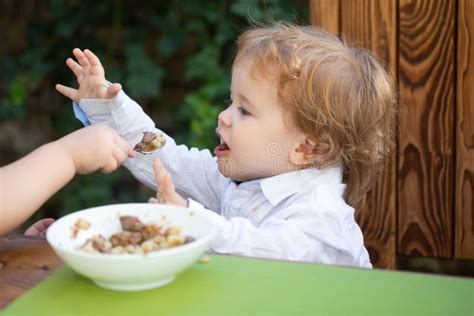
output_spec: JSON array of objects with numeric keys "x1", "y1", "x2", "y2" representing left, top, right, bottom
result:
[{"x1": 0, "y1": 142, "x2": 76, "y2": 235}]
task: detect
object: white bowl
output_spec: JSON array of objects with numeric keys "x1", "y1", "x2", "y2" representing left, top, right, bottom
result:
[{"x1": 46, "y1": 203, "x2": 216, "y2": 291}]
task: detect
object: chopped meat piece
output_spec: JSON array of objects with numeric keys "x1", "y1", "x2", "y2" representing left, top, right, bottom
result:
[
  {"x1": 141, "y1": 223, "x2": 162, "y2": 240},
  {"x1": 142, "y1": 131, "x2": 156, "y2": 143},
  {"x1": 120, "y1": 216, "x2": 144, "y2": 232},
  {"x1": 110, "y1": 231, "x2": 143, "y2": 247},
  {"x1": 81, "y1": 234, "x2": 112, "y2": 253},
  {"x1": 91, "y1": 235, "x2": 112, "y2": 253}
]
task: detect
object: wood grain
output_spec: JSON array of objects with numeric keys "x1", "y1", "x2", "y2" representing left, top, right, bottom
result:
[
  {"x1": 309, "y1": 0, "x2": 340, "y2": 35},
  {"x1": 339, "y1": 0, "x2": 398, "y2": 269},
  {"x1": 398, "y1": 0, "x2": 455, "y2": 258},
  {"x1": 455, "y1": 0, "x2": 474, "y2": 259},
  {"x1": 0, "y1": 235, "x2": 62, "y2": 309}
]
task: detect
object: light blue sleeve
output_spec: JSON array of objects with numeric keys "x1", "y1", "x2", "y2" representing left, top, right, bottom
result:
[{"x1": 72, "y1": 102, "x2": 91, "y2": 126}]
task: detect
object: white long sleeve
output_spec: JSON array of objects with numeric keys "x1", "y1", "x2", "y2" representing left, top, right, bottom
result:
[{"x1": 79, "y1": 92, "x2": 228, "y2": 212}]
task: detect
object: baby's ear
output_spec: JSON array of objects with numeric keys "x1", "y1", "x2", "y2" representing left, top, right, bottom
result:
[{"x1": 289, "y1": 136, "x2": 331, "y2": 166}]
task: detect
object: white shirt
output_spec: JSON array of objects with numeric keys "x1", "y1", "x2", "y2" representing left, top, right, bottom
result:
[{"x1": 78, "y1": 91, "x2": 372, "y2": 268}]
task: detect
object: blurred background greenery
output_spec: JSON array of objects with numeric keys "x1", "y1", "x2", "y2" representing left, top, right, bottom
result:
[{"x1": 0, "y1": 0, "x2": 308, "y2": 231}]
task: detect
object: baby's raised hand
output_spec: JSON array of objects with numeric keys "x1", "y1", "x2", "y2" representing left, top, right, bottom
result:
[
  {"x1": 148, "y1": 159, "x2": 187, "y2": 207},
  {"x1": 56, "y1": 48, "x2": 122, "y2": 103},
  {"x1": 57, "y1": 125, "x2": 135, "y2": 174}
]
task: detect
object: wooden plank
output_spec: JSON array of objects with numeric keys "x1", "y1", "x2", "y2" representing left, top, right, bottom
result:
[
  {"x1": 455, "y1": 0, "x2": 474, "y2": 259},
  {"x1": 398, "y1": 0, "x2": 455, "y2": 258},
  {"x1": 309, "y1": 0, "x2": 340, "y2": 35},
  {"x1": 339, "y1": 0, "x2": 397, "y2": 269},
  {"x1": 0, "y1": 235, "x2": 62, "y2": 309}
]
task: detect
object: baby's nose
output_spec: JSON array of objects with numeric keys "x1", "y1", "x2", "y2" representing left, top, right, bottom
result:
[{"x1": 218, "y1": 108, "x2": 232, "y2": 127}]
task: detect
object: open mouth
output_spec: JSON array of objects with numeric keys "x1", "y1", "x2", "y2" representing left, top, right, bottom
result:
[
  {"x1": 217, "y1": 142, "x2": 229, "y2": 151},
  {"x1": 214, "y1": 132, "x2": 230, "y2": 157}
]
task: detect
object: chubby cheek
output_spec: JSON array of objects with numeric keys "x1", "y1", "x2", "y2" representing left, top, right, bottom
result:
[{"x1": 232, "y1": 136, "x2": 263, "y2": 163}]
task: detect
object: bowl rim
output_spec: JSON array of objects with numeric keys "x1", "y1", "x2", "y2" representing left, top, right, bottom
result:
[{"x1": 46, "y1": 203, "x2": 216, "y2": 260}]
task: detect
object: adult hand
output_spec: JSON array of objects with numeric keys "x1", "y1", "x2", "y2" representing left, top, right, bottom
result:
[{"x1": 57, "y1": 125, "x2": 135, "y2": 174}]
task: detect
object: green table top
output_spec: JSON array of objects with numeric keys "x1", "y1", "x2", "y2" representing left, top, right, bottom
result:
[{"x1": 3, "y1": 255, "x2": 473, "y2": 315}]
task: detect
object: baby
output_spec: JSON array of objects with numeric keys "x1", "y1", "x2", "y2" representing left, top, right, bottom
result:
[{"x1": 57, "y1": 23, "x2": 396, "y2": 267}]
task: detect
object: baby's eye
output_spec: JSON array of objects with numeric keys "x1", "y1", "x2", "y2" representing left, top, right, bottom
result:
[{"x1": 237, "y1": 107, "x2": 251, "y2": 116}]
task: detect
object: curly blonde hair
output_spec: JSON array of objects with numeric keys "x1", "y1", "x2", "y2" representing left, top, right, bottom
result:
[{"x1": 234, "y1": 22, "x2": 397, "y2": 210}]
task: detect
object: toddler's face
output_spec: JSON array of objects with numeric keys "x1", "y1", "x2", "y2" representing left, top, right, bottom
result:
[{"x1": 215, "y1": 60, "x2": 305, "y2": 181}]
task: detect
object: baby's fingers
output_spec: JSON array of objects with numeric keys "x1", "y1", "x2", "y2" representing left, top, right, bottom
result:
[
  {"x1": 153, "y1": 159, "x2": 163, "y2": 180},
  {"x1": 73, "y1": 48, "x2": 90, "y2": 67},
  {"x1": 56, "y1": 84, "x2": 79, "y2": 103},
  {"x1": 83, "y1": 49, "x2": 105, "y2": 76},
  {"x1": 164, "y1": 173, "x2": 177, "y2": 197},
  {"x1": 84, "y1": 49, "x2": 102, "y2": 67},
  {"x1": 153, "y1": 160, "x2": 186, "y2": 206},
  {"x1": 153, "y1": 160, "x2": 167, "y2": 202},
  {"x1": 66, "y1": 57, "x2": 83, "y2": 79}
]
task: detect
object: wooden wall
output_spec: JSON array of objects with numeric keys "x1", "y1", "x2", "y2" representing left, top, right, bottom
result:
[{"x1": 310, "y1": 0, "x2": 474, "y2": 269}]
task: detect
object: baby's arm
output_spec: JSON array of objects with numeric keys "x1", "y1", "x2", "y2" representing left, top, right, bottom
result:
[
  {"x1": 190, "y1": 199, "x2": 322, "y2": 261},
  {"x1": 0, "y1": 125, "x2": 133, "y2": 235},
  {"x1": 190, "y1": 197, "x2": 369, "y2": 267},
  {"x1": 56, "y1": 48, "x2": 226, "y2": 211},
  {"x1": 80, "y1": 91, "x2": 226, "y2": 211}
]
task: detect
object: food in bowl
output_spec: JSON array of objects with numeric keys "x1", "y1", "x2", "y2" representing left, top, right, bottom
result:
[
  {"x1": 71, "y1": 218, "x2": 91, "y2": 238},
  {"x1": 134, "y1": 131, "x2": 166, "y2": 154},
  {"x1": 79, "y1": 215, "x2": 196, "y2": 254},
  {"x1": 46, "y1": 203, "x2": 215, "y2": 291}
]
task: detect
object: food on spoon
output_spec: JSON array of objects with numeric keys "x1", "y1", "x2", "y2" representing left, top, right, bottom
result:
[
  {"x1": 71, "y1": 218, "x2": 91, "y2": 239},
  {"x1": 134, "y1": 131, "x2": 166, "y2": 154},
  {"x1": 79, "y1": 215, "x2": 195, "y2": 255}
]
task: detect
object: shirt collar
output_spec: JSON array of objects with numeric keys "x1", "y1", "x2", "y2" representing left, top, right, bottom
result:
[{"x1": 259, "y1": 165, "x2": 343, "y2": 205}]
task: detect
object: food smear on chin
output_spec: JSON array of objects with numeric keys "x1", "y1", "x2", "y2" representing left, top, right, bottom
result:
[
  {"x1": 79, "y1": 215, "x2": 196, "y2": 254},
  {"x1": 134, "y1": 131, "x2": 166, "y2": 154}
]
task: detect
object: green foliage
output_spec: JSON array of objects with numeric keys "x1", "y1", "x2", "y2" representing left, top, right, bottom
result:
[
  {"x1": 125, "y1": 44, "x2": 165, "y2": 97},
  {"x1": 0, "y1": 0, "x2": 307, "y2": 226}
]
